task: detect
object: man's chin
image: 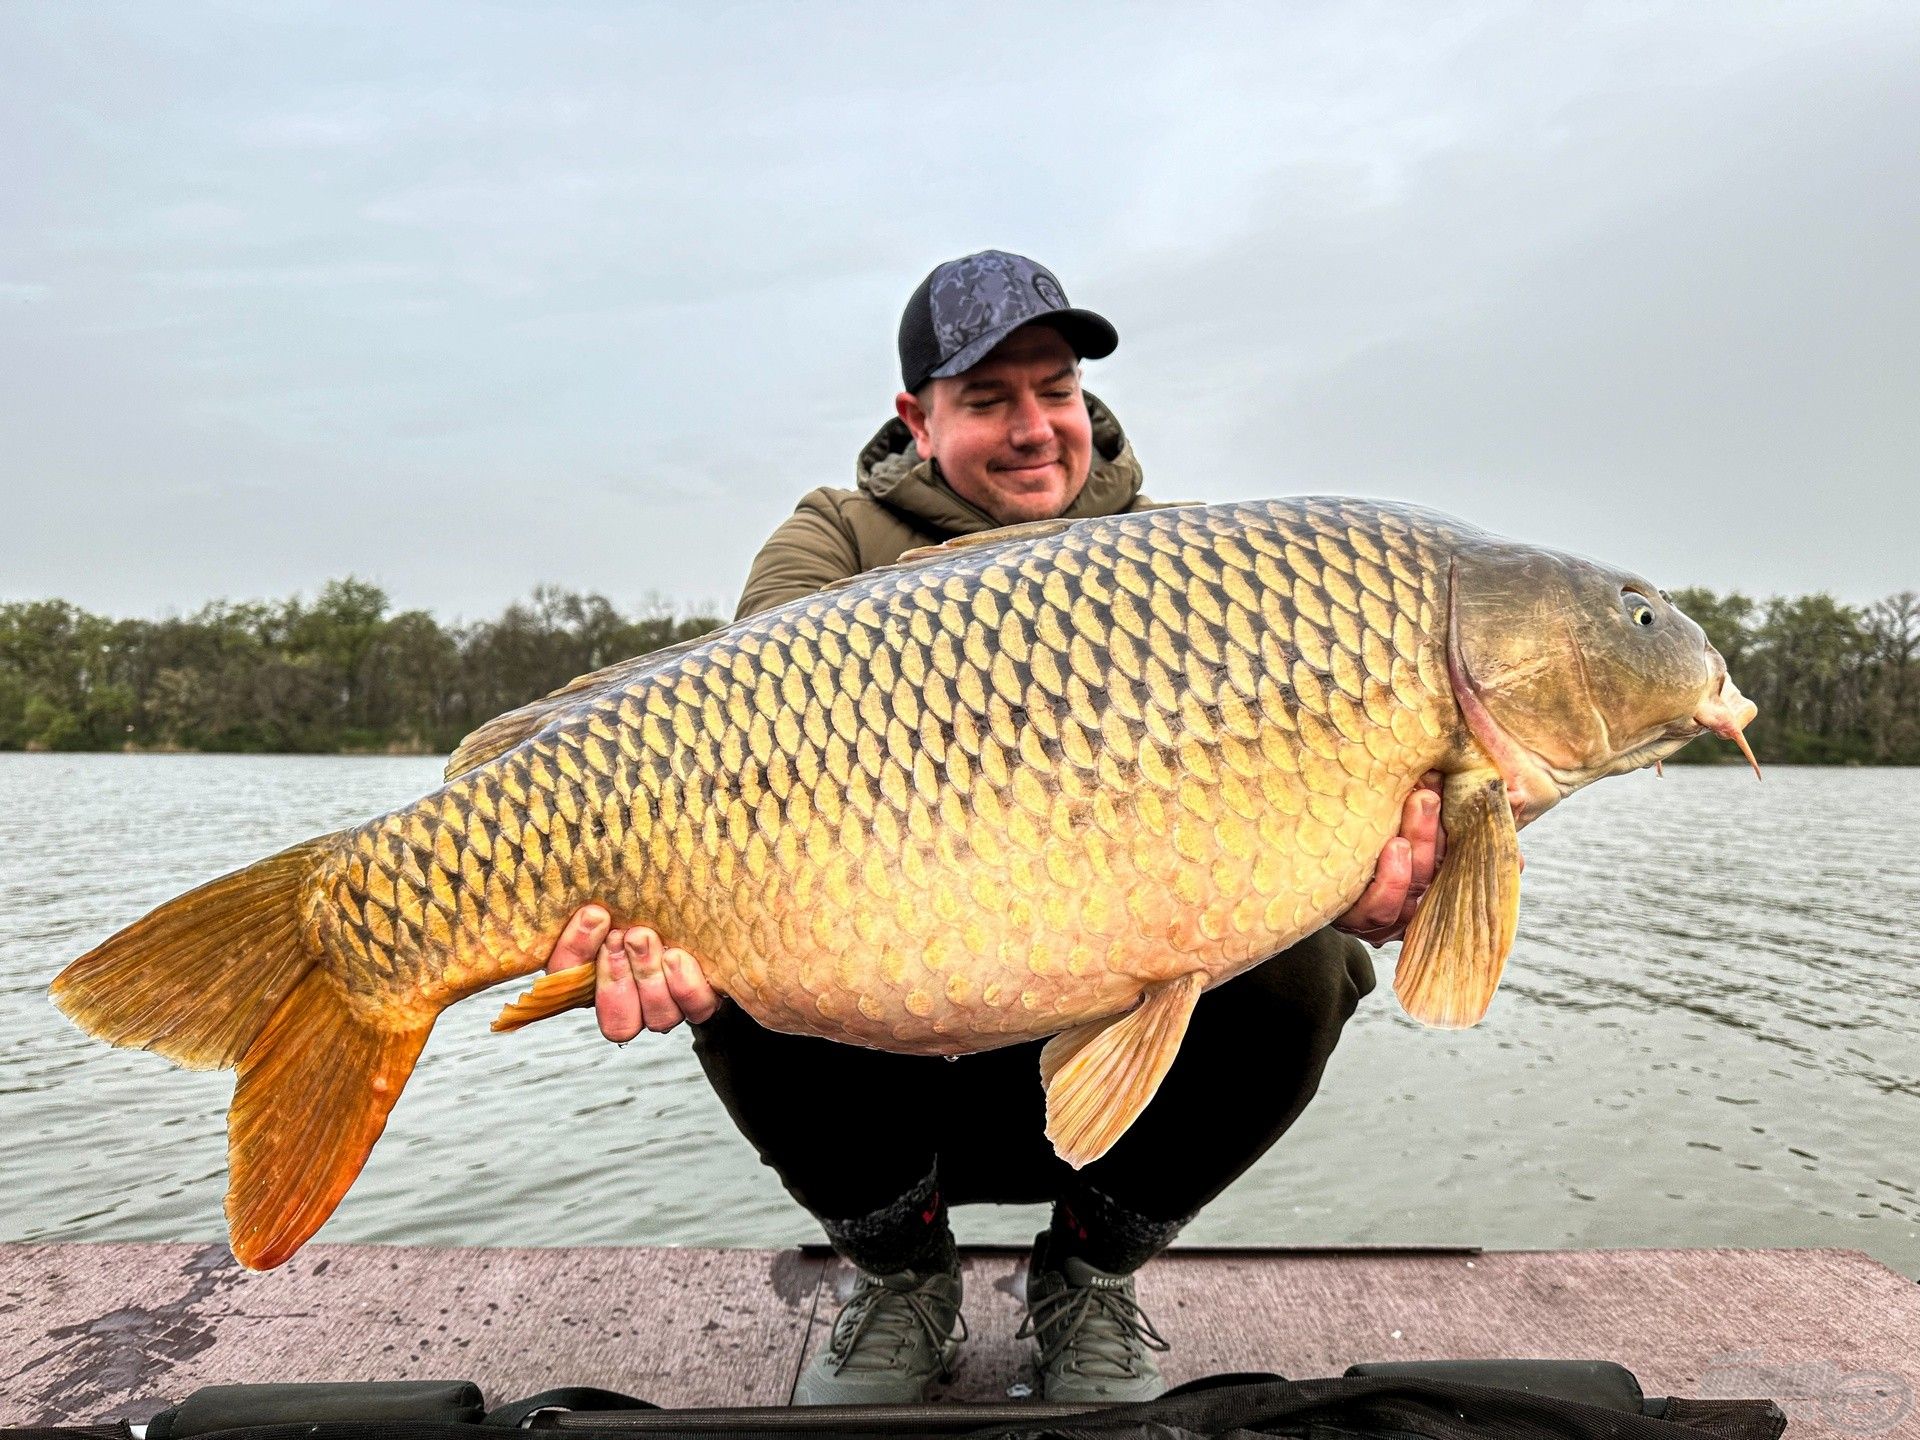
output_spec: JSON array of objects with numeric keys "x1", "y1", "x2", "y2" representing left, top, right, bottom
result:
[
  {"x1": 993, "y1": 495, "x2": 1069, "y2": 523},
  {"x1": 981, "y1": 473, "x2": 1086, "y2": 524}
]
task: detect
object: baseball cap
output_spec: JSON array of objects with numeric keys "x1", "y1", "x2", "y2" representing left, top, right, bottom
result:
[{"x1": 897, "y1": 250, "x2": 1119, "y2": 392}]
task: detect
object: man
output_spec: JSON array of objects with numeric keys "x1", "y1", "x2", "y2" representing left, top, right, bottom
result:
[{"x1": 544, "y1": 251, "x2": 1444, "y2": 1404}]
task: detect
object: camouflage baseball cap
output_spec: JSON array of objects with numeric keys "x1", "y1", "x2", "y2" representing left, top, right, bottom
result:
[{"x1": 898, "y1": 250, "x2": 1119, "y2": 392}]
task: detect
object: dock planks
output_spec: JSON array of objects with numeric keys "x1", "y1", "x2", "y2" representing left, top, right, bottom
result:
[{"x1": 3, "y1": 1243, "x2": 1914, "y2": 1438}]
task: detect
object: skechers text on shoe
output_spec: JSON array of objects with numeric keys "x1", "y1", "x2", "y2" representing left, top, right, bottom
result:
[{"x1": 1019, "y1": 1242, "x2": 1170, "y2": 1403}]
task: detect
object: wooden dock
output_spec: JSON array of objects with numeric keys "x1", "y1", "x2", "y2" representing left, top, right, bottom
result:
[{"x1": 2, "y1": 1243, "x2": 1915, "y2": 1437}]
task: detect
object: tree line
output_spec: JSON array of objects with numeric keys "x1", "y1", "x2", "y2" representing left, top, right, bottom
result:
[
  {"x1": 0, "y1": 579, "x2": 1914, "y2": 763},
  {"x1": 1667, "y1": 587, "x2": 1918, "y2": 765},
  {"x1": 0, "y1": 579, "x2": 723, "y2": 754}
]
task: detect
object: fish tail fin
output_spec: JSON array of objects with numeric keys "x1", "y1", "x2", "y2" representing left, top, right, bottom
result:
[
  {"x1": 490, "y1": 961, "x2": 596, "y2": 1033},
  {"x1": 50, "y1": 834, "x2": 433, "y2": 1270},
  {"x1": 51, "y1": 837, "x2": 339, "y2": 1069}
]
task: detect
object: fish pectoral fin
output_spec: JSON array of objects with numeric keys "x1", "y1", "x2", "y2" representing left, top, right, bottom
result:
[
  {"x1": 1041, "y1": 972, "x2": 1206, "y2": 1169},
  {"x1": 1392, "y1": 769, "x2": 1522, "y2": 1029},
  {"x1": 490, "y1": 962, "x2": 597, "y2": 1033}
]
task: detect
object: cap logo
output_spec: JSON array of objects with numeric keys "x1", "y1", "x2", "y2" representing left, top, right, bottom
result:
[{"x1": 1031, "y1": 272, "x2": 1066, "y2": 309}]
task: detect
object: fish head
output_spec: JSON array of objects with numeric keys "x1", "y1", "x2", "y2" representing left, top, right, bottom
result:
[{"x1": 1448, "y1": 542, "x2": 1758, "y2": 824}]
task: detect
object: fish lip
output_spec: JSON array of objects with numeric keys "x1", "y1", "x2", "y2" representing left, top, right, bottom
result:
[
  {"x1": 1694, "y1": 671, "x2": 1758, "y2": 738},
  {"x1": 1691, "y1": 669, "x2": 1762, "y2": 777},
  {"x1": 1445, "y1": 558, "x2": 1570, "y2": 827}
]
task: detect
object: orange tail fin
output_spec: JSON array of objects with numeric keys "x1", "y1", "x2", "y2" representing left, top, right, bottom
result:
[
  {"x1": 51, "y1": 836, "x2": 433, "y2": 1270},
  {"x1": 227, "y1": 970, "x2": 429, "y2": 1269}
]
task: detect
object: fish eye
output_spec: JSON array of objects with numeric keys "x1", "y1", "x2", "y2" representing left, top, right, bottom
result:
[{"x1": 1621, "y1": 590, "x2": 1656, "y2": 628}]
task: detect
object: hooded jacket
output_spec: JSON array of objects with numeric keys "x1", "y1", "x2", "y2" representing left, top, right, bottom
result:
[{"x1": 735, "y1": 394, "x2": 1161, "y2": 619}]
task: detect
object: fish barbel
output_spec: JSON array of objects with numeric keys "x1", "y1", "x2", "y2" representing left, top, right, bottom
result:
[{"x1": 52, "y1": 497, "x2": 1756, "y2": 1269}]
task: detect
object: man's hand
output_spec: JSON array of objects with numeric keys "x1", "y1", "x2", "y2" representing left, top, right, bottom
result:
[
  {"x1": 1333, "y1": 772, "x2": 1447, "y2": 946},
  {"x1": 546, "y1": 905, "x2": 720, "y2": 1043}
]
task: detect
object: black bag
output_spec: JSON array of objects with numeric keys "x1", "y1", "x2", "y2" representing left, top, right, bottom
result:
[
  {"x1": 0, "y1": 1364, "x2": 1787, "y2": 1440},
  {"x1": 490, "y1": 1364, "x2": 1787, "y2": 1440},
  {"x1": 148, "y1": 1383, "x2": 486, "y2": 1440}
]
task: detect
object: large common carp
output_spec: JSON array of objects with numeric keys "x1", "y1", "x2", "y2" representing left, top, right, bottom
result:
[{"x1": 53, "y1": 498, "x2": 1756, "y2": 1270}]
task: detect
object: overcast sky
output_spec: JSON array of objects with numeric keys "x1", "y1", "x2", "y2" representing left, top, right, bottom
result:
[{"x1": 3, "y1": 2, "x2": 1915, "y2": 622}]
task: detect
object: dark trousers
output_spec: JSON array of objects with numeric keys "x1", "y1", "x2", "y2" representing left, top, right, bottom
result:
[{"x1": 691, "y1": 928, "x2": 1376, "y2": 1272}]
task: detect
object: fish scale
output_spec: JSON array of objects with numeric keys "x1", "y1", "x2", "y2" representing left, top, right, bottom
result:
[{"x1": 310, "y1": 498, "x2": 1459, "y2": 1053}]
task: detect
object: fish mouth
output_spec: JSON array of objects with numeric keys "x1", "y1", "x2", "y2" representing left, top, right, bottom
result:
[
  {"x1": 1589, "y1": 671, "x2": 1760, "y2": 781},
  {"x1": 1691, "y1": 669, "x2": 1762, "y2": 778}
]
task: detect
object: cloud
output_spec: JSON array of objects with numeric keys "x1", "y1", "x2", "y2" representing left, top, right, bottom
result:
[{"x1": 1, "y1": 1, "x2": 1912, "y2": 617}]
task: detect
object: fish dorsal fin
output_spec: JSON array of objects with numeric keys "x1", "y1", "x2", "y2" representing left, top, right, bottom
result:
[
  {"x1": 893, "y1": 517, "x2": 1080, "y2": 566},
  {"x1": 443, "y1": 630, "x2": 719, "y2": 780},
  {"x1": 1392, "y1": 769, "x2": 1523, "y2": 1028},
  {"x1": 1041, "y1": 971, "x2": 1206, "y2": 1168},
  {"x1": 795, "y1": 518, "x2": 1085, "y2": 607},
  {"x1": 446, "y1": 522, "x2": 1085, "y2": 780}
]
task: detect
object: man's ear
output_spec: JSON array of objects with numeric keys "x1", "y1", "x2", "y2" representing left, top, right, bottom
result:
[{"x1": 896, "y1": 388, "x2": 935, "y2": 456}]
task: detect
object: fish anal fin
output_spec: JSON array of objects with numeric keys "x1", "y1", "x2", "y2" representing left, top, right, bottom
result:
[
  {"x1": 226, "y1": 972, "x2": 432, "y2": 1271},
  {"x1": 1042, "y1": 972, "x2": 1206, "y2": 1169},
  {"x1": 1393, "y1": 769, "x2": 1522, "y2": 1029},
  {"x1": 490, "y1": 962, "x2": 597, "y2": 1033}
]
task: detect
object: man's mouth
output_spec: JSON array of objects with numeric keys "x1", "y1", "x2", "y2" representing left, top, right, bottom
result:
[{"x1": 992, "y1": 458, "x2": 1060, "y2": 478}]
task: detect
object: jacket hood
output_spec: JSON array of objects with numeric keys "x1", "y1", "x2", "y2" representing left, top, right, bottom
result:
[{"x1": 854, "y1": 392, "x2": 1144, "y2": 537}]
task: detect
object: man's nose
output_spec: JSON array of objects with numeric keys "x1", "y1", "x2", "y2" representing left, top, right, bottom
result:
[{"x1": 1007, "y1": 392, "x2": 1050, "y2": 447}]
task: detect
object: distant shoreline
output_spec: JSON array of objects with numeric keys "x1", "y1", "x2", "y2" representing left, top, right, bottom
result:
[
  {"x1": 3, "y1": 578, "x2": 1915, "y2": 765},
  {"x1": 8, "y1": 740, "x2": 444, "y2": 757}
]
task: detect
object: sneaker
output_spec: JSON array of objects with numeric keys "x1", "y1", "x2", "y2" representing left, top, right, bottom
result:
[
  {"x1": 1019, "y1": 1239, "x2": 1170, "y2": 1403},
  {"x1": 792, "y1": 1261, "x2": 966, "y2": 1405}
]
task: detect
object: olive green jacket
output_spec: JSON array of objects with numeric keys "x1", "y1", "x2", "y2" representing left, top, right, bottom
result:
[{"x1": 736, "y1": 394, "x2": 1160, "y2": 619}]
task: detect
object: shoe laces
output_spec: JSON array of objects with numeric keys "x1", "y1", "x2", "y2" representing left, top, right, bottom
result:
[
  {"x1": 824, "y1": 1272, "x2": 966, "y2": 1376},
  {"x1": 1018, "y1": 1275, "x2": 1170, "y2": 1379}
]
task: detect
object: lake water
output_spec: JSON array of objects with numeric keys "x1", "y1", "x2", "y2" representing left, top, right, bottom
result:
[{"x1": 1, "y1": 754, "x2": 1915, "y2": 1276}]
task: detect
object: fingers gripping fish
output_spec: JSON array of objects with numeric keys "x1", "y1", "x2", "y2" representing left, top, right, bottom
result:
[{"x1": 51, "y1": 498, "x2": 1757, "y2": 1269}]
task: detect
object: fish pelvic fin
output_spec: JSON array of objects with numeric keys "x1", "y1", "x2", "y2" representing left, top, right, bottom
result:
[
  {"x1": 50, "y1": 836, "x2": 338, "y2": 1070},
  {"x1": 490, "y1": 961, "x2": 596, "y2": 1032},
  {"x1": 1042, "y1": 972, "x2": 1206, "y2": 1169},
  {"x1": 228, "y1": 973, "x2": 431, "y2": 1270},
  {"x1": 1393, "y1": 769, "x2": 1522, "y2": 1029}
]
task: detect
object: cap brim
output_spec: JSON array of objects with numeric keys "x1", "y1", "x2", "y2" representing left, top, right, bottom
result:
[{"x1": 926, "y1": 308, "x2": 1120, "y2": 382}]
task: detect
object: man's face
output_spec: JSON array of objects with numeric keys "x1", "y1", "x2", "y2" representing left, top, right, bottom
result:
[{"x1": 896, "y1": 324, "x2": 1094, "y2": 525}]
